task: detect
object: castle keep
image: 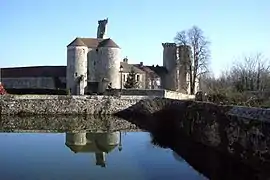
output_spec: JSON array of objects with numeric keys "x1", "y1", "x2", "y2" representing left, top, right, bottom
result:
[
  {"x1": 0, "y1": 19, "x2": 199, "y2": 95},
  {"x1": 66, "y1": 19, "x2": 122, "y2": 94}
]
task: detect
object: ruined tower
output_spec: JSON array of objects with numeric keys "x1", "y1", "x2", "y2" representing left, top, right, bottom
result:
[
  {"x1": 97, "y1": 18, "x2": 108, "y2": 39},
  {"x1": 178, "y1": 45, "x2": 192, "y2": 93},
  {"x1": 66, "y1": 38, "x2": 88, "y2": 95},
  {"x1": 162, "y1": 43, "x2": 179, "y2": 91}
]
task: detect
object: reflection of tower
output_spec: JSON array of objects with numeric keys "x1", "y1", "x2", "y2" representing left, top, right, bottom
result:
[
  {"x1": 65, "y1": 132, "x2": 87, "y2": 146},
  {"x1": 65, "y1": 132, "x2": 120, "y2": 167},
  {"x1": 118, "y1": 131, "x2": 122, "y2": 151},
  {"x1": 96, "y1": 152, "x2": 106, "y2": 167}
]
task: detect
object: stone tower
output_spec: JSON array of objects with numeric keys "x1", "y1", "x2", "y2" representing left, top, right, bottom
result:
[
  {"x1": 96, "y1": 38, "x2": 121, "y2": 91},
  {"x1": 97, "y1": 18, "x2": 108, "y2": 39},
  {"x1": 178, "y1": 45, "x2": 192, "y2": 93},
  {"x1": 162, "y1": 43, "x2": 179, "y2": 91},
  {"x1": 66, "y1": 38, "x2": 88, "y2": 95}
]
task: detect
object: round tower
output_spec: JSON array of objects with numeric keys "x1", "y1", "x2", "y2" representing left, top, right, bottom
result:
[
  {"x1": 96, "y1": 38, "x2": 121, "y2": 92},
  {"x1": 66, "y1": 38, "x2": 88, "y2": 95},
  {"x1": 162, "y1": 43, "x2": 179, "y2": 91}
]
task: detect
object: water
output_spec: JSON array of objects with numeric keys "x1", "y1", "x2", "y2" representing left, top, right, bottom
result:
[{"x1": 0, "y1": 131, "x2": 206, "y2": 180}]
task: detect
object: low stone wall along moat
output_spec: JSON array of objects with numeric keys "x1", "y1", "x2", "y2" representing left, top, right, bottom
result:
[
  {"x1": 0, "y1": 91, "x2": 194, "y2": 115},
  {"x1": 115, "y1": 98, "x2": 270, "y2": 173}
]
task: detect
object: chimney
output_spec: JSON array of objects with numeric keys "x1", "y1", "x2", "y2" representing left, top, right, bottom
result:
[
  {"x1": 123, "y1": 57, "x2": 128, "y2": 63},
  {"x1": 140, "y1": 62, "x2": 143, "y2": 67}
]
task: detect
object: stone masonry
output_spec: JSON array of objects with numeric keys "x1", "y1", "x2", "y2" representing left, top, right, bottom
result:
[{"x1": 0, "y1": 90, "x2": 194, "y2": 115}]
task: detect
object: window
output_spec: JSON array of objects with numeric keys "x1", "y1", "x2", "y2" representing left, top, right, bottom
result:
[
  {"x1": 75, "y1": 72, "x2": 78, "y2": 77},
  {"x1": 123, "y1": 74, "x2": 126, "y2": 81},
  {"x1": 136, "y1": 75, "x2": 140, "y2": 81}
]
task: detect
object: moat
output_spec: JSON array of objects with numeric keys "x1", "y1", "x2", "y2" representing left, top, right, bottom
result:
[
  {"x1": 0, "y1": 131, "x2": 207, "y2": 180},
  {"x1": 0, "y1": 115, "x2": 269, "y2": 180}
]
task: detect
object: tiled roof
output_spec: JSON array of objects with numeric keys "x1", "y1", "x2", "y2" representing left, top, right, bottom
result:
[
  {"x1": 146, "y1": 65, "x2": 168, "y2": 77},
  {"x1": 97, "y1": 38, "x2": 120, "y2": 48},
  {"x1": 120, "y1": 62, "x2": 145, "y2": 74},
  {"x1": 133, "y1": 64, "x2": 160, "y2": 78},
  {"x1": 67, "y1": 38, "x2": 87, "y2": 47},
  {"x1": 1, "y1": 66, "x2": 66, "y2": 78},
  {"x1": 67, "y1": 38, "x2": 120, "y2": 48}
]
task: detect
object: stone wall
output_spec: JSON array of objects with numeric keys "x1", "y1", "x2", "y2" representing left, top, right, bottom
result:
[
  {"x1": 115, "y1": 98, "x2": 270, "y2": 171},
  {"x1": 2, "y1": 77, "x2": 66, "y2": 89},
  {"x1": 164, "y1": 90, "x2": 195, "y2": 99},
  {"x1": 0, "y1": 95, "x2": 144, "y2": 115},
  {"x1": 105, "y1": 89, "x2": 195, "y2": 99},
  {"x1": 0, "y1": 90, "x2": 194, "y2": 115}
]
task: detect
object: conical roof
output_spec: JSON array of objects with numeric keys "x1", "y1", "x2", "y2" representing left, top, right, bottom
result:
[
  {"x1": 97, "y1": 38, "x2": 120, "y2": 48},
  {"x1": 67, "y1": 37, "x2": 87, "y2": 47}
]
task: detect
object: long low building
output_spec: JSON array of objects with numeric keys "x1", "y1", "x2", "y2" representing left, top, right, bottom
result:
[
  {"x1": 0, "y1": 61, "x2": 165, "y2": 92},
  {"x1": 0, "y1": 66, "x2": 66, "y2": 90}
]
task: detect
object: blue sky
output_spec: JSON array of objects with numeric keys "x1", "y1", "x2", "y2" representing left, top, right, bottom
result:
[{"x1": 1, "y1": 0, "x2": 269, "y2": 76}]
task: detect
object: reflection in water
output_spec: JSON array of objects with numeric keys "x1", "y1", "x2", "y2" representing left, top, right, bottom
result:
[
  {"x1": 150, "y1": 126, "x2": 270, "y2": 180},
  {"x1": 65, "y1": 132, "x2": 122, "y2": 168},
  {"x1": 172, "y1": 152, "x2": 184, "y2": 162},
  {"x1": 0, "y1": 115, "x2": 139, "y2": 132},
  {"x1": 0, "y1": 131, "x2": 206, "y2": 180}
]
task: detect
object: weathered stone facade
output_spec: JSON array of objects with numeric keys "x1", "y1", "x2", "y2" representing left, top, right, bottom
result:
[
  {"x1": 67, "y1": 45, "x2": 88, "y2": 95},
  {"x1": 0, "y1": 95, "x2": 140, "y2": 115},
  {"x1": 0, "y1": 90, "x2": 194, "y2": 115},
  {"x1": 96, "y1": 47, "x2": 121, "y2": 89}
]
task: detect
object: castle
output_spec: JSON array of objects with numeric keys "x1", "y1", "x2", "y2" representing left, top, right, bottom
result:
[
  {"x1": 66, "y1": 19, "x2": 199, "y2": 95},
  {"x1": 0, "y1": 19, "x2": 199, "y2": 95}
]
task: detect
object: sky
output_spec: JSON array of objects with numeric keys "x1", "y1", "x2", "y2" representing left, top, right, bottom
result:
[{"x1": 1, "y1": 0, "x2": 269, "y2": 77}]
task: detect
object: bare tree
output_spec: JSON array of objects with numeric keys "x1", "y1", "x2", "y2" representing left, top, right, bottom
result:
[
  {"x1": 202, "y1": 53, "x2": 270, "y2": 94},
  {"x1": 174, "y1": 26, "x2": 210, "y2": 94},
  {"x1": 229, "y1": 53, "x2": 270, "y2": 92}
]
